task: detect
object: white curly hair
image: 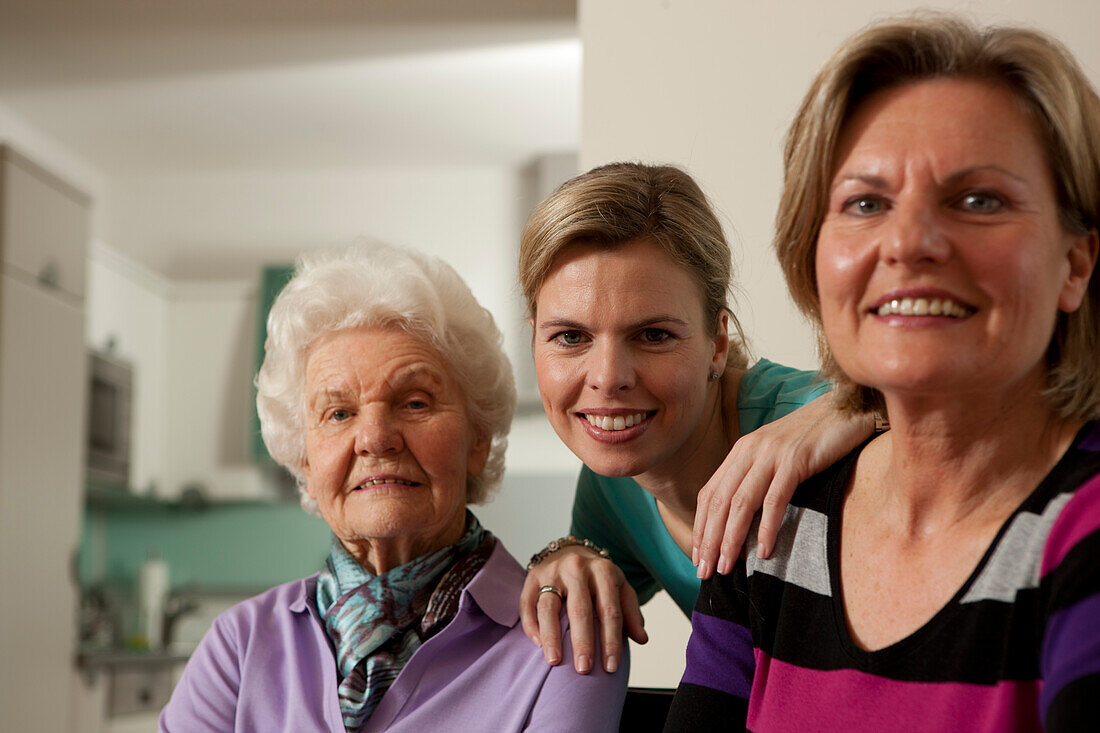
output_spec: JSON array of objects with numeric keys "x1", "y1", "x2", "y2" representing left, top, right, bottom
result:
[{"x1": 255, "y1": 241, "x2": 516, "y2": 515}]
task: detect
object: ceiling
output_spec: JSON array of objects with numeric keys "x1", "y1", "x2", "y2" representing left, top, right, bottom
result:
[{"x1": 0, "y1": 0, "x2": 580, "y2": 175}]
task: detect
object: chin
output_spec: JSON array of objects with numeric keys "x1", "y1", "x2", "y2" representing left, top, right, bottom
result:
[{"x1": 573, "y1": 446, "x2": 653, "y2": 478}]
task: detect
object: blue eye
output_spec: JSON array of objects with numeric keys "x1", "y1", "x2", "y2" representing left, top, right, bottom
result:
[
  {"x1": 846, "y1": 196, "x2": 887, "y2": 215},
  {"x1": 406, "y1": 399, "x2": 429, "y2": 410},
  {"x1": 329, "y1": 409, "x2": 351, "y2": 423},
  {"x1": 957, "y1": 191, "x2": 1005, "y2": 213},
  {"x1": 554, "y1": 331, "x2": 585, "y2": 346}
]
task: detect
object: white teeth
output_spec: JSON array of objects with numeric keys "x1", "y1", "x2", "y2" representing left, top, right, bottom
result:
[
  {"x1": 585, "y1": 412, "x2": 647, "y2": 431},
  {"x1": 876, "y1": 297, "x2": 972, "y2": 318}
]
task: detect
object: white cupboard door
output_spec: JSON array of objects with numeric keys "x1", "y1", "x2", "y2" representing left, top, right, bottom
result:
[
  {"x1": 0, "y1": 274, "x2": 85, "y2": 731},
  {"x1": 1, "y1": 148, "x2": 90, "y2": 300}
]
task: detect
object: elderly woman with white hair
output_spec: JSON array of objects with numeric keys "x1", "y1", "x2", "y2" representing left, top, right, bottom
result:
[{"x1": 160, "y1": 243, "x2": 627, "y2": 732}]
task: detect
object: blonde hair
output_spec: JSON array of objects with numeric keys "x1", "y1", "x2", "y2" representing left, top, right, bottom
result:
[
  {"x1": 520, "y1": 161, "x2": 747, "y2": 368},
  {"x1": 255, "y1": 242, "x2": 516, "y2": 514},
  {"x1": 775, "y1": 13, "x2": 1100, "y2": 417}
]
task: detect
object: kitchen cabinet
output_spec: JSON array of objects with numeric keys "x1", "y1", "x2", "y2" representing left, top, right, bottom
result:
[{"x1": 0, "y1": 146, "x2": 89, "y2": 731}]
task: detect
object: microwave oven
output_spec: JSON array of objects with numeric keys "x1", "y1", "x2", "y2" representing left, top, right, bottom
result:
[{"x1": 86, "y1": 350, "x2": 133, "y2": 488}]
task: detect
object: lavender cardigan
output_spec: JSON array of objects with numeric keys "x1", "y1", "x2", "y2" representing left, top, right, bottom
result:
[{"x1": 160, "y1": 540, "x2": 627, "y2": 732}]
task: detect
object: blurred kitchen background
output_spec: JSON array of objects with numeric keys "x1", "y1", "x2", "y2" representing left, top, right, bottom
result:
[{"x1": 0, "y1": 1, "x2": 1095, "y2": 731}]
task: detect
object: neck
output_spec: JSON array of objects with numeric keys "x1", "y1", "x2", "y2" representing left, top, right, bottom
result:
[
  {"x1": 866, "y1": 380, "x2": 1082, "y2": 533},
  {"x1": 341, "y1": 513, "x2": 466, "y2": 575}
]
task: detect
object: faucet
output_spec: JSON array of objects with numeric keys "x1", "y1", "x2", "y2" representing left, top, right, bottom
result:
[{"x1": 161, "y1": 588, "x2": 200, "y2": 650}]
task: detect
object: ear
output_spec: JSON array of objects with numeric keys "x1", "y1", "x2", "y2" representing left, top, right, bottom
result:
[
  {"x1": 467, "y1": 433, "x2": 491, "y2": 479},
  {"x1": 1058, "y1": 228, "x2": 1099, "y2": 313},
  {"x1": 710, "y1": 310, "x2": 731, "y2": 377},
  {"x1": 299, "y1": 454, "x2": 315, "y2": 496}
]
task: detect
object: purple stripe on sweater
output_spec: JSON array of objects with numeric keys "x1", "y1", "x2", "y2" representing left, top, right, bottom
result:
[
  {"x1": 1080, "y1": 422, "x2": 1100, "y2": 451},
  {"x1": 681, "y1": 612, "x2": 754, "y2": 699},
  {"x1": 1039, "y1": 590, "x2": 1100, "y2": 719}
]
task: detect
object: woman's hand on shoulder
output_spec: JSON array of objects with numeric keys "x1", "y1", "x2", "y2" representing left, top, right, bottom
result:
[
  {"x1": 520, "y1": 545, "x2": 647, "y2": 675},
  {"x1": 692, "y1": 393, "x2": 874, "y2": 578}
]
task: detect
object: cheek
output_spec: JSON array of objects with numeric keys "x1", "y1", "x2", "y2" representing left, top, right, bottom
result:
[{"x1": 534, "y1": 354, "x2": 577, "y2": 402}]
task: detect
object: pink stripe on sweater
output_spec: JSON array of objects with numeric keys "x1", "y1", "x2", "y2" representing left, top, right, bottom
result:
[
  {"x1": 1041, "y1": 474, "x2": 1100, "y2": 577},
  {"x1": 747, "y1": 651, "x2": 1041, "y2": 732}
]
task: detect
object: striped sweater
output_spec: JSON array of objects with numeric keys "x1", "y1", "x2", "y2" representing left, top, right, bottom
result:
[{"x1": 666, "y1": 421, "x2": 1100, "y2": 732}]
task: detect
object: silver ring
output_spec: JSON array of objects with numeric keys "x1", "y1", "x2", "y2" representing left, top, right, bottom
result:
[{"x1": 538, "y1": 584, "x2": 564, "y2": 601}]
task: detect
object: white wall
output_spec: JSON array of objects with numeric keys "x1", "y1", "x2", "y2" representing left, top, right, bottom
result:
[
  {"x1": 580, "y1": 0, "x2": 1100, "y2": 370},
  {"x1": 578, "y1": 0, "x2": 1100, "y2": 689}
]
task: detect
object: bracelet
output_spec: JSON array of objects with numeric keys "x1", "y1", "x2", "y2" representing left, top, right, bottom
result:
[{"x1": 527, "y1": 536, "x2": 610, "y2": 571}]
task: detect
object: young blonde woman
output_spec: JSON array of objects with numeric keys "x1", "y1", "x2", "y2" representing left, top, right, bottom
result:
[{"x1": 517, "y1": 162, "x2": 876, "y2": 674}]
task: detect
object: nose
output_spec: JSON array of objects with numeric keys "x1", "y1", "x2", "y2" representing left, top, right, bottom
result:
[
  {"x1": 587, "y1": 339, "x2": 636, "y2": 396},
  {"x1": 881, "y1": 201, "x2": 951, "y2": 267},
  {"x1": 354, "y1": 408, "x2": 404, "y2": 456}
]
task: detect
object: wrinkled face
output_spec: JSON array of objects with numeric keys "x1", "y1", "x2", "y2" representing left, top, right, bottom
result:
[
  {"x1": 532, "y1": 238, "x2": 728, "y2": 480},
  {"x1": 815, "y1": 79, "x2": 1095, "y2": 403},
  {"x1": 302, "y1": 326, "x2": 488, "y2": 559}
]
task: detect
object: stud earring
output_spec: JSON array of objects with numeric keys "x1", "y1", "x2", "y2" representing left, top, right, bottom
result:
[{"x1": 709, "y1": 371, "x2": 720, "y2": 381}]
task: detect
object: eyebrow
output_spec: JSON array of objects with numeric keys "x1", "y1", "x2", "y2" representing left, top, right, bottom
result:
[
  {"x1": 306, "y1": 366, "x2": 445, "y2": 409},
  {"x1": 307, "y1": 387, "x2": 353, "y2": 412},
  {"x1": 536, "y1": 315, "x2": 691, "y2": 331},
  {"x1": 833, "y1": 164, "x2": 1028, "y2": 188}
]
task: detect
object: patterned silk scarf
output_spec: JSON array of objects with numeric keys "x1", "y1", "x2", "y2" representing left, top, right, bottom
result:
[{"x1": 315, "y1": 511, "x2": 493, "y2": 732}]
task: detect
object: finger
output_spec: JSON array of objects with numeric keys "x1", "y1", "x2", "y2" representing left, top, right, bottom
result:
[
  {"x1": 695, "y1": 484, "x2": 732, "y2": 580},
  {"x1": 589, "y1": 569, "x2": 625, "y2": 673},
  {"x1": 564, "y1": 581, "x2": 596, "y2": 674},
  {"x1": 536, "y1": 589, "x2": 565, "y2": 666},
  {"x1": 693, "y1": 453, "x2": 753, "y2": 569},
  {"x1": 691, "y1": 480, "x2": 712, "y2": 567},
  {"x1": 756, "y1": 466, "x2": 800, "y2": 559},
  {"x1": 520, "y1": 575, "x2": 544, "y2": 645},
  {"x1": 620, "y1": 583, "x2": 648, "y2": 646},
  {"x1": 717, "y1": 464, "x2": 775, "y2": 575}
]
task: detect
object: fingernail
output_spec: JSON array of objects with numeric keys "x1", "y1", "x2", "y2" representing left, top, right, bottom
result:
[
  {"x1": 545, "y1": 649, "x2": 560, "y2": 665},
  {"x1": 691, "y1": 546, "x2": 698, "y2": 566},
  {"x1": 605, "y1": 655, "x2": 618, "y2": 674},
  {"x1": 757, "y1": 541, "x2": 767, "y2": 559},
  {"x1": 717, "y1": 553, "x2": 729, "y2": 575},
  {"x1": 530, "y1": 634, "x2": 542, "y2": 647},
  {"x1": 577, "y1": 654, "x2": 591, "y2": 674},
  {"x1": 696, "y1": 559, "x2": 709, "y2": 579}
]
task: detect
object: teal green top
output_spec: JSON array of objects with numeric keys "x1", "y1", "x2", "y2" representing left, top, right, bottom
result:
[{"x1": 568, "y1": 359, "x2": 829, "y2": 616}]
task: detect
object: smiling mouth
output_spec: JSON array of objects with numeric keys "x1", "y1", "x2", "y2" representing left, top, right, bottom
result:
[
  {"x1": 875, "y1": 297, "x2": 974, "y2": 318},
  {"x1": 579, "y1": 412, "x2": 652, "y2": 431},
  {"x1": 356, "y1": 478, "x2": 419, "y2": 489}
]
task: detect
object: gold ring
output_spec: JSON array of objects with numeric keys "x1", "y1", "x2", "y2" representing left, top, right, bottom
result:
[{"x1": 538, "y1": 584, "x2": 564, "y2": 601}]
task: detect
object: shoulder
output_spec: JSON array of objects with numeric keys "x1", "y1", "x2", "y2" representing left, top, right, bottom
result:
[
  {"x1": 207, "y1": 576, "x2": 319, "y2": 646},
  {"x1": 460, "y1": 539, "x2": 528, "y2": 627},
  {"x1": 464, "y1": 539, "x2": 588, "y2": 641},
  {"x1": 737, "y1": 358, "x2": 830, "y2": 429},
  {"x1": 1040, "y1": 422, "x2": 1100, "y2": 576}
]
